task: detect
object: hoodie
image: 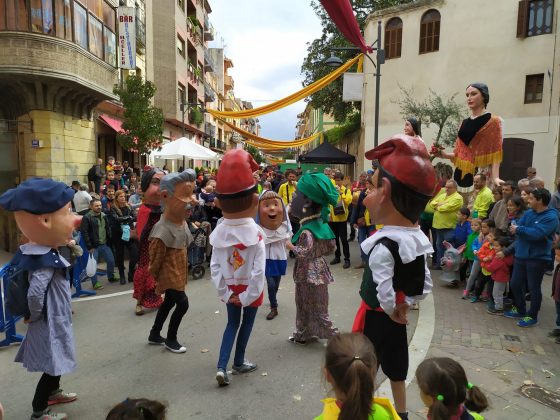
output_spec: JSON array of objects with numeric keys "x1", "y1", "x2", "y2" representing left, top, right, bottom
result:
[{"x1": 514, "y1": 208, "x2": 559, "y2": 261}]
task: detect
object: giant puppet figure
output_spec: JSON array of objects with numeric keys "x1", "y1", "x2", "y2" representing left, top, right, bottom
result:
[
  {"x1": 0, "y1": 178, "x2": 82, "y2": 419},
  {"x1": 352, "y1": 135, "x2": 436, "y2": 419},
  {"x1": 133, "y1": 168, "x2": 164, "y2": 315}
]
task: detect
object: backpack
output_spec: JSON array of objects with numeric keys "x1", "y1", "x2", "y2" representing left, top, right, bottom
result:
[{"x1": 5, "y1": 252, "x2": 50, "y2": 319}]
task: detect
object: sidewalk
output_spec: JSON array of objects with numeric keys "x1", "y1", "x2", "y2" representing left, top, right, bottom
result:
[{"x1": 406, "y1": 270, "x2": 560, "y2": 419}]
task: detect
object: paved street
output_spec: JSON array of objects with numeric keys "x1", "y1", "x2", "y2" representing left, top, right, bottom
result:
[{"x1": 2, "y1": 242, "x2": 560, "y2": 419}]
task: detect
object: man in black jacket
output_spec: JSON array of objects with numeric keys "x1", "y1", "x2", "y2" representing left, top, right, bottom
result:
[
  {"x1": 80, "y1": 198, "x2": 118, "y2": 289},
  {"x1": 87, "y1": 158, "x2": 104, "y2": 194}
]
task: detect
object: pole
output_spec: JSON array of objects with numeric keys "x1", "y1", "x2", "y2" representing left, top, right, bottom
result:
[
  {"x1": 181, "y1": 102, "x2": 185, "y2": 137},
  {"x1": 374, "y1": 20, "x2": 382, "y2": 148}
]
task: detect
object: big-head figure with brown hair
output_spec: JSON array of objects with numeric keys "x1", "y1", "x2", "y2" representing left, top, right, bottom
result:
[
  {"x1": 354, "y1": 134, "x2": 437, "y2": 418},
  {"x1": 209, "y1": 149, "x2": 266, "y2": 386}
]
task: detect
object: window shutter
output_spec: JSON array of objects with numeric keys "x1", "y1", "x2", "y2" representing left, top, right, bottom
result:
[{"x1": 517, "y1": 0, "x2": 529, "y2": 38}]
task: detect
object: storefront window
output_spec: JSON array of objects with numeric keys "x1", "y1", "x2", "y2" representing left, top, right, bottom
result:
[
  {"x1": 88, "y1": 13, "x2": 103, "y2": 58},
  {"x1": 104, "y1": 26, "x2": 116, "y2": 66},
  {"x1": 73, "y1": 0, "x2": 87, "y2": 49}
]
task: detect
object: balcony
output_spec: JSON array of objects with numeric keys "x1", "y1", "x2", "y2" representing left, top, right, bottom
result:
[
  {"x1": 136, "y1": 17, "x2": 146, "y2": 50},
  {"x1": 224, "y1": 98, "x2": 236, "y2": 111},
  {"x1": 204, "y1": 82, "x2": 215, "y2": 103},
  {"x1": 224, "y1": 74, "x2": 234, "y2": 92},
  {"x1": 209, "y1": 138, "x2": 227, "y2": 151},
  {"x1": 187, "y1": 16, "x2": 203, "y2": 46},
  {"x1": 204, "y1": 122, "x2": 216, "y2": 138},
  {"x1": 204, "y1": 15, "x2": 215, "y2": 41},
  {"x1": 204, "y1": 50, "x2": 214, "y2": 73}
]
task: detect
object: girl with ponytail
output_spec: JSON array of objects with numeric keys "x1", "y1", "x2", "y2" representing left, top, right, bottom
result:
[
  {"x1": 315, "y1": 333, "x2": 399, "y2": 420},
  {"x1": 415, "y1": 357, "x2": 488, "y2": 420}
]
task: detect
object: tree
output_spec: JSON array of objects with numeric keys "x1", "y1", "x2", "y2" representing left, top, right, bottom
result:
[
  {"x1": 113, "y1": 74, "x2": 164, "y2": 155},
  {"x1": 396, "y1": 86, "x2": 466, "y2": 146},
  {"x1": 301, "y1": 0, "x2": 414, "y2": 123},
  {"x1": 244, "y1": 144, "x2": 265, "y2": 164}
]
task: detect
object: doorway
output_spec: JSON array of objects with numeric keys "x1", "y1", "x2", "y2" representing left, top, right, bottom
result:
[{"x1": 500, "y1": 138, "x2": 534, "y2": 183}]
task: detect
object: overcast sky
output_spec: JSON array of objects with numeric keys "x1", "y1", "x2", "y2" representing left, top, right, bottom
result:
[{"x1": 208, "y1": 1, "x2": 323, "y2": 140}]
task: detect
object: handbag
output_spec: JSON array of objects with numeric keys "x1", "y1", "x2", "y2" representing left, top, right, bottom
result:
[
  {"x1": 86, "y1": 253, "x2": 97, "y2": 277},
  {"x1": 333, "y1": 198, "x2": 346, "y2": 215},
  {"x1": 121, "y1": 224, "x2": 131, "y2": 242}
]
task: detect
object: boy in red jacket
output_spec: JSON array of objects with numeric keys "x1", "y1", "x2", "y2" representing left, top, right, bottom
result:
[{"x1": 485, "y1": 236, "x2": 514, "y2": 315}]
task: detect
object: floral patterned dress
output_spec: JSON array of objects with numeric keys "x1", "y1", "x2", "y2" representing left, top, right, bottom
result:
[
  {"x1": 132, "y1": 203, "x2": 163, "y2": 308},
  {"x1": 292, "y1": 229, "x2": 338, "y2": 341}
]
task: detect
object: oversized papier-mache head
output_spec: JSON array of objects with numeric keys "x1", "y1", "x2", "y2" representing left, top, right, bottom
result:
[
  {"x1": 365, "y1": 134, "x2": 437, "y2": 223},
  {"x1": 0, "y1": 178, "x2": 82, "y2": 247}
]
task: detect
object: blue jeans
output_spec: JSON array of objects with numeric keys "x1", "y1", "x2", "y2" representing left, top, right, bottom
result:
[
  {"x1": 358, "y1": 225, "x2": 376, "y2": 262},
  {"x1": 217, "y1": 304, "x2": 258, "y2": 370},
  {"x1": 435, "y1": 228, "x2": 454, "y2": 267},
  {"x1": 266, "y1": 276, "x2": 281, "y2": 308},
  {"x1": 91, "y1": 244, "x2": 115, "y2": 285},
  {"x1": 510, "y1": 258, "x2": 547, "y2": 320}
]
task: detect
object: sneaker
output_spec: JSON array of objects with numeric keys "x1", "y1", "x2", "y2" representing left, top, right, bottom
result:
[
  {"x1": 31, "y1": 410, "x2": 68, "y2": 420},
  {"x1": 461, "y1": 290, "x2": 469, "y2": 300},
  {"x1": 216, "y1": 369, "x2": 230, "y2": 387},
  {"x1": 504, "y1": 308, "x2": 523, "y2": 319},
  {"x1": 517, "y1": 316, "x2": 538, "y2": 328},
  {"x1": 288, "y1": 336, "x2": 307, "y2": 346},
  {"x1": 148, "y1": 333, "x2": 165, "y2": 345},
  {"x1": 93, "y1": 282, "x2": 104, "y2": 290},
  {"x1": 164, "y1": 339, "x2": 186, "y2": 353},
  {"x1": 547, "y1": 329, "x2": 560, "y2": 338},
  {"x1": 487, "y1": 307, "x2": 503, "y2": 315},
  {"x1": 470, "y1": 296, "x2": 479, "y2": 303},
  {"x1": 47, "y1": 390, "x2": 78, "y2": 406},
  {"x1": 232, "y1": 360, "x2": 258, "y2": 375}
]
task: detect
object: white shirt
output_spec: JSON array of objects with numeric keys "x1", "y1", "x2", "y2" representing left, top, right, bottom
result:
[
  {"x1": 361, "y1": 225, "x2": 433, "y2": 315},
  {"x1": 209, "y1": 217, "x2": 266, "y2": 307}
]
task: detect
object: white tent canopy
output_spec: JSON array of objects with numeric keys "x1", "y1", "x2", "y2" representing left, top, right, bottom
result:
[{"x1": 152, "y1": 137, "x2": 220, "y2": 161}]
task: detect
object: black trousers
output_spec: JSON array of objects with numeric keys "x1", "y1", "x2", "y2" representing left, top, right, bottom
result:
[
  {"x1": 151, "y1": 289, "x2": 189, "y2": 341},
  {"x1": 329, "y1": 221, "x2": 350, "y2": 260},
  {"x1": 114, "y1": 239, "x2": 139, "y2": 280},
  {"x1": 32, "y1": 373, "x2": 60, "y2": 413}
]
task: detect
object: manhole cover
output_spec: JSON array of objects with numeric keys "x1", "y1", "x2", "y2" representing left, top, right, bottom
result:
[
  {"x1": 504, "y1": 335, "x2": 521, "y2": 342},
  {"x1": 520, "y1": 384, "x2": 560, "y2": 411}
]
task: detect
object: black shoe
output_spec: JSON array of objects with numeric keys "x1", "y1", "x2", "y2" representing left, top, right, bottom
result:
[
  {"x1": 148, "y1": 333, "x2": 165, "y2": 345},
  {"x1": 165, "y1": 339, "x2": 186, "y2": 353},
  {"x1": 330, "y1": 257, "x2": 341, "y2": 265},
  {"x1": 289, "y1": 250, "x2": 295, "y2": 258},
  {"x1": 343, "y1": 260, "x2": 351, "y2": 269}
]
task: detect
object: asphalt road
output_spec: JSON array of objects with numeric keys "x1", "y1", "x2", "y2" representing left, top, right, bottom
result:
[{"x1": 0, "y1": 240, "x2": 418, "y2": 420}]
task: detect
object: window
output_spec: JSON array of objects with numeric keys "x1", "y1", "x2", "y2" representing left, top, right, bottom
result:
[
  {"x1": 178, "y1": 83, "x2": 186, "y2": 106},
  {"x1": 177, "y1": 35, "x2": 185, "y2": 57},
  {"x1": 384, "y1": 17, "x2": 403, "y2": 59},
  {"x1": 178, "y1": 0, "x2": 184, "y2": 12},
  {"x1": 517, "y1": 0, "x2": 553, "y2": 37},
  {"x1": 102, "y1": 1, "x2": 115, "y2": 31},
  {"x1": 73, "y1": 1, "x2": 87, "y2": 49},
  {"x1": 103, "y1": 26, "x2": 116, "y2": 65},
  {"x1": 419, "y1": 9, "x2": 440, "y2": 54},
  {"x1": 30, "y1": 0, "x2": 43, "y2": 32},
  {"x1": 88, "y1": 13, "x2": 103, "y2": 58},
  {"x1": 87, "y1": 0, "x2": 102, "y2": 19},
  {"x1": 55, "y1": 0, "x2": 66, "y2": 38},
  {"x1": 63, "y1": 0, "x2": 72, "y2": 40},
  {"x1": 525, "y1": 74, "x2": 544, "y2": 103},
  {"x1": 41, "y1": 0, "x2": 54, "y2": 34}
]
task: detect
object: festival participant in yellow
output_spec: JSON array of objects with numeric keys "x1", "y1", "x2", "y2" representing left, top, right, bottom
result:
[
  {"x1": 329, "y1": 172, "x2": 353, "y2": 269},
  {"x1": 278, "y1": 169, "x2": 298, "y2": 206}
]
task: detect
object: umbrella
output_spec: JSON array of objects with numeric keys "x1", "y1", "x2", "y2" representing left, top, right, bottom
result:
[{"x1": 152, "y1": 137, "x2": 220, "y2": 161}]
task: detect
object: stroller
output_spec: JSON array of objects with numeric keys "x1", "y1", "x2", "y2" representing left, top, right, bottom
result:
[{"x1": 188, "y1": 226, "x2": 208, "y2": 280}]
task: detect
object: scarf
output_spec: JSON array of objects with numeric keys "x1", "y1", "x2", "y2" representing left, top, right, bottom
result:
[{"x1": 291, "y1": 216, "x2": 335, "y2": 243}]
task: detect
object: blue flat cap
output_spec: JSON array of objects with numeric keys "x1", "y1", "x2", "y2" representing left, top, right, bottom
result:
[{"x1": 0, "y1": 178, "x2": 75, "y2": 214}]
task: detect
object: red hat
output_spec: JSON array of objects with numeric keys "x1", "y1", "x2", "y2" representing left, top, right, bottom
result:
[
  {"x1": 216, "y1": 149, "x2": 259, "y2": 198},
  {"x1": 365, "y1": 134, "x2": 437, "y2": 197}
]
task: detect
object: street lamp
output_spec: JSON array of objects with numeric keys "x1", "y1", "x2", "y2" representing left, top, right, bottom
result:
[{"x1": 325, "y1": 20, "x2": 384, "y2": 148}]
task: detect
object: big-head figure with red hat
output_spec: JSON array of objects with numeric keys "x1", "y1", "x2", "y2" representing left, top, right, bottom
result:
[
  {"x1": 353, "y1": 135, "x2": 436, "y2": 418},
  {"x1": 209, "y1": 149, "x2": 266, "y2": 386},
  {"x1": 0, "y1": 178, "x2": 82, "y2": 419}
]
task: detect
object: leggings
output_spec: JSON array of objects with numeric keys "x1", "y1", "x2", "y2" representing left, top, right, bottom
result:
[
  {"x1": 32, "y1": 373, "x2": 61, "y2": 413},
  {"x1": 465, "y1": 260, "x2": 480, "y2": 292}
]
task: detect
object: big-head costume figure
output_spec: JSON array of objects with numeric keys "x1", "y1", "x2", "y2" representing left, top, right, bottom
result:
[
  {"x1": 133, "y1": 168, "x2": 164, "y2": 315},
  {"x1": 353, "y1": 135, "x2": 436, "y2": 419},
  {"x1": 209, "y1": 149, "x2": 266, "y2": 387},
  {"x1": 255, "y1": 190, "x2": 291, "y2": 320},
  {"x1": 147, "y1": 170, "x2": 196, "y2": 354},
  {"x1": 0, "y1": 178, "x2": 82, "y2": 419}
]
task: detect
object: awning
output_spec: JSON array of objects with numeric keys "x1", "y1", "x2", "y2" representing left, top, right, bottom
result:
[{"x1": 98, "y1": 114, "x2": 123, "y2": 133}]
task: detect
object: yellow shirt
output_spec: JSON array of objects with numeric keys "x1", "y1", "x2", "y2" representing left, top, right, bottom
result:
[
  {"x1": 329, "y1": 185, "x2": 352, "y2": 222},
  {"x1": 278, "y1": 181, "x2": 297, "y2": 206},
  {"x1": 431, "y1": 191, "x2": 464, "y2": 229},
  {"x1": 472, "y1": 186, "x2": 494, "y2": 219}
]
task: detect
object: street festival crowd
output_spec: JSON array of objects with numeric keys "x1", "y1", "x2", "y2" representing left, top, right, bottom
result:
[{"x1": 1, "y1": 84, "x2": 560, "y2": 420}]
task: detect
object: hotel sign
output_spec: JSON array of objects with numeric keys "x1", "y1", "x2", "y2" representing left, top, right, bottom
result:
[{"x1": 118, "y1": 7, "x2": 136, "y2": 70}]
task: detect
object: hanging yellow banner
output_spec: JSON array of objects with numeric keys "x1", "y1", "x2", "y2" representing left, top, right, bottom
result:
[{"x1": 207, "y1": 54, "x2": 362, "y2": 119}]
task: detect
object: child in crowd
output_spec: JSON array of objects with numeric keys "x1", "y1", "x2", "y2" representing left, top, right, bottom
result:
[
  {"x1": 104, "y1": 171, "x2": 119, "y2": 191},
  {"x1": 549, "y1": 243, "x2": 560, "y2": 343},
  {"x1": 416, "y1": 357, "x2": 488, "y2": 420},
  {"x1": 106, "y1": 156, "x2": 115, "y2": 172},
  {"x1": 472, "y1": 227, "x2": 496, "y2": 303},
  {"x1": 106, "y1": 398, "x2": 167, "y2": 420},
  {"x1": 314, "y1": 333, "x2": 400, "y2": 420},
  {"x1": 462, "y1": 219, "x2": 481, "y2": 298},
  {"x1": 485, "y1": 236, "x2": 514, "y2": 314},
  {"x1": 464, "y1": 219, "x2": 487, "y2": 299},
  {"x1": 449, "y1": 208, "x2": 472, "y2": 283},
  {"x1": 210, "y1": 150, "x2": 265, "y2": 387}
]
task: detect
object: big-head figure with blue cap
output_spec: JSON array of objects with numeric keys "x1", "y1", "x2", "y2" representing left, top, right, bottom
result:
[{"x1": 0, "y1": 177, "x2": 82, "y2": 419}]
